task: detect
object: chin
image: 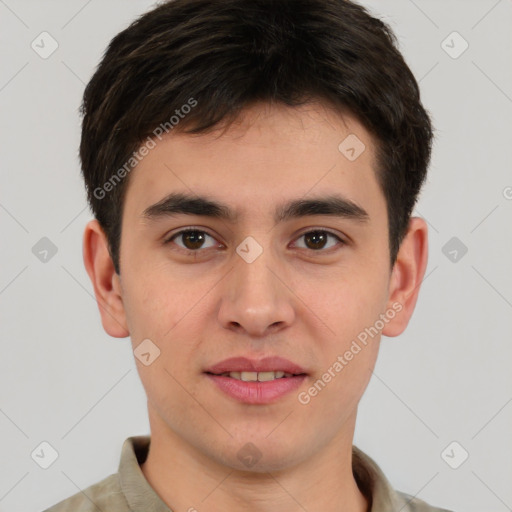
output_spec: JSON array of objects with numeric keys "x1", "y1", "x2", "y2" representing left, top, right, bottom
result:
[{"x1": 211, "y1": 435, "x2": 307, "y2": 473}]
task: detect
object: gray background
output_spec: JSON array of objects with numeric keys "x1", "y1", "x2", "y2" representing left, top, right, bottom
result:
[{"x1": 1, "y1": 1, "x2": 511, "y2": 511}]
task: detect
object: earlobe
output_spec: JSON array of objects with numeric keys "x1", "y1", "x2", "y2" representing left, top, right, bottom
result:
[
  {"x1": 82, "y1": 219, "x2": 130, "y2": 338},
  {"x1": 382, "y1": 217, "x2": 429, "y2": 338}
]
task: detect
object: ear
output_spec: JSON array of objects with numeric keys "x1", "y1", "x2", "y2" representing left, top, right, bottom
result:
[
  {"x1": 382, "y1": 216, "x2": 428, "y2": 337},
  {"x1": 82, "y1": 219, "x2": 130, "y2": 338}
]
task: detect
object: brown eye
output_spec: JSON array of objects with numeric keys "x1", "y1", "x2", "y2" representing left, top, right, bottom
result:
[
  {"x1": 181, "y1": 230, "x2": 206, "y2": 250},
  {"x1": 294, "y1": 230, "x2": 343, "y2": 251},
  {"x1": 167, "y1": 229, "x2": 217, "y2": 251},
  {"x1": 304, "y1": 232, "x2": 328, "y2": 250}
]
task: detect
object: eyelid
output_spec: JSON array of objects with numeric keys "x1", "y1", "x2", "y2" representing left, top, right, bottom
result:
[{"x1": 293, "y1": 226, "x2": 346, "y2": 243}]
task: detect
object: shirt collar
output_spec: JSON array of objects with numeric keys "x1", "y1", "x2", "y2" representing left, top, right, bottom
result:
[
  {"x1": 352, "y1": 445, "x2": 406, "y2": 510},
  {"x1": 118, "y1": 435, "x2": 408, "y2": 512},
  {"x1": 119, "y1": 436, "x2": 171, "y2": 511}
]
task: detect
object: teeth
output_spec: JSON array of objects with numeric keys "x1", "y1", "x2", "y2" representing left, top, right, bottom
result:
[
  {"x1": 219, "y1": 370, "x2": 291, "y2": 381},
  {"x1": 256, "y1": 371, "x2": 277, "y2": 382}
]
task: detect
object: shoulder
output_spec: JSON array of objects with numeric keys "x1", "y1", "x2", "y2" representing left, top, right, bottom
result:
[
  {"x1": 42, "y1": 473, "x2": 128, "y2": 512},
  {"x1": 396, "y1": 490, "x2": 454, "y2": 512}
]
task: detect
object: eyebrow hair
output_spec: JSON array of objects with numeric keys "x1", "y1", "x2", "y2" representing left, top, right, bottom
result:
[{"x1": 141, "y1": 191, "x2": 370, "y2": 224}]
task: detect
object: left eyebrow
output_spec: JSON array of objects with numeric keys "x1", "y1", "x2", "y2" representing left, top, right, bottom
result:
[
  {"x1": 141, "y1": 191, "x2": 370, "y2": 224},
  {"x1": 275, "y1": 194, "x2": 370, "y2": 224}
]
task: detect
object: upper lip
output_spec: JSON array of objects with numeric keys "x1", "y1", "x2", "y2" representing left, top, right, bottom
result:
[{"x1": 205, "y1": 356, "x2": 308, "y2": 375}]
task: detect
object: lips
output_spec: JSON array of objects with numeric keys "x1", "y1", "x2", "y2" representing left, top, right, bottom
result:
[{"x1": 204, "y1": 356, "x2": 308, "y2": 376}]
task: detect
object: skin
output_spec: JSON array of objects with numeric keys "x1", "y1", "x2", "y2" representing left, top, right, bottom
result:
[{"x1": 83, "y1": 101, "x2": 428, "y2": 512}]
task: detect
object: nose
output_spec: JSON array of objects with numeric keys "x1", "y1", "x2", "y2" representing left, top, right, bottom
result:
[{"x1": 217, "y1": 244, "x2": 296, "y2": 337}]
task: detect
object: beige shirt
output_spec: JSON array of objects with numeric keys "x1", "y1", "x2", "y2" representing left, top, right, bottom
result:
[{"x1": 43, "y1": 436, "x2": 452, "y2": 512}]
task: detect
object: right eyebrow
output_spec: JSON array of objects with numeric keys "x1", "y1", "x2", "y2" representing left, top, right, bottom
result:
[{"x1": 141, "y1": 192, "x2": 238, "y2": 222}]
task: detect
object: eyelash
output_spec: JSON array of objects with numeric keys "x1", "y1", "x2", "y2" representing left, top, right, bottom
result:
[{"x1": 163, "y1": 227, "x2": 346, "y2": 255}]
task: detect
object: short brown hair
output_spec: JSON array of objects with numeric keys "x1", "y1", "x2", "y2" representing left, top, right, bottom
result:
[{"x1": 79, "y1": 0, "x2": 434, "y2": 274}]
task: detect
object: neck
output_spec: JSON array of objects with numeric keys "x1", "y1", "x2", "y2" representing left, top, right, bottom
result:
[{"x1": 140, "y1": 406, "x2": 368, "y2": 512}]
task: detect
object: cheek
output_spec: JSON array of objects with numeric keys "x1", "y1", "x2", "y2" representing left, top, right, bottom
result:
[
  {"x1": 303, "y1": 265, "x2": 389, "y2": 341},
  {"x1": 299, "y1": 292, "x2": 382, "y2": 422},
  {"x1": 299, "y1": 264, "x2": 387, "y2": 400},
  {"x1": 121, "y1": 259, "x2": 201, "y2": 338},
  {"x1": 122, "y1": 268, "x2": 215, "y2": 384}
]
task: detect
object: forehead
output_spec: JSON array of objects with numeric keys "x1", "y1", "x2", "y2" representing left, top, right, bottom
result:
[{"x1": 122, "y1": 102, "x2": 383, "y2": 222}]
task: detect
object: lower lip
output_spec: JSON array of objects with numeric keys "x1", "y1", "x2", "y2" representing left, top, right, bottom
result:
[{"x1": 205, "y1": 373, "x2": 307, "y2": 404}]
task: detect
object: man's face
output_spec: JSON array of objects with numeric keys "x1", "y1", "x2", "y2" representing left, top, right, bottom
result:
[{"x1": 116, "y1": 102, "x2": 395, "y2": 470}]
